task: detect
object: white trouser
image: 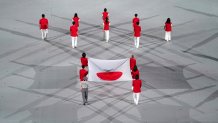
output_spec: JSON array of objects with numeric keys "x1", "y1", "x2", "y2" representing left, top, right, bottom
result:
[
  {"x1": 104, "y1": 30, "x2": 109, "y2": 42},
  {"x1": 41, "y1": 29, "x2": 48, "y2": 39},
  {"x1": 133, "y1": 93, "x2": 140, "y2": 105},
  {"x1": 134, "y1": 37, "x2": 140, "y2": 48},
  {"x1": 165, "y1": 31, "x2": 171, "y2": 41},
  {"x1": 71, "y1": 36, "x2": 78, "y2": 48}
]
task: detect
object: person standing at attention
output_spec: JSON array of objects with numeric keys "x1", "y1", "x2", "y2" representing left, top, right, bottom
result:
[
  {"x1": 39, "y1": 14, "x2": 48, "y2": 40},
  {"x1": 132, "y1": 13, "x2": 139, "y2": 28},
  {"x1": 72, "y1": 13, "x2": 80, "y2": 28},
  {"x1": 134, "y1": 21, "x2": 141, "y2": 48},
  {"x1": 102, "y1": 8, "x2": 109, "y2": 22},
  {"x1": 130, "y1": 55, "x2": 136, "y2": 72},
  {"x1": 131, "y1": 65, "x2": 140, "y2": 79},
  {"x1": 164, "y1": 18, "x2": 172, "y2": 42},
  {"x1": 103, "y1": 17, "x2": 110, "y2": 42},
  {"x1": 81, "y1": 52, "x2": 88, "y2": 67},
  {"x1": 70, "y1": 21, "x2": 78, "y2": 48},
  {"x1": 132, "y1": 75, "x2": 142, "y2": 105},
  {"x1": 79, "y1": 65, "x2": 88, "y2": 105}
]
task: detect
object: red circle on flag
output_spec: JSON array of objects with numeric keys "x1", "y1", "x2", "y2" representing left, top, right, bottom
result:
[{"x1": 97, "y1": 71, "x2": 123, "y2": 81}]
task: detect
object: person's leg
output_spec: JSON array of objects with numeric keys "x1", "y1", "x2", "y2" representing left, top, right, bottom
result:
[
  {"x1": 75, "y1": 37, "x2": 78, "y2": 47},
  {"x1": 81, "y1": 89, "x2": 86, "y2": 105},
  {"x1": 133, "y1": 93, "x2": 136, "y2": 104},
  {"x1": 106, "y1": 30, "x2": 109, "y2": 42},
  {"x1": 136, "y1": 37, "x2": 140, "y2": 48},
  {"x1": 169, "y1": 32, "x2": 171, "y2": 41},
  {"x1": 134, "y1": 37, "x2": 137, "y2": 47},
  {"x1": 165, "y1": 31, "x2": 167, "y2": 41},
  {"x1": 45, "y1": 29, "x2": 48, "y2": 39},
  {"x1": 167, "y1": 32, "x2": 170, "y2": 41},
  {"x1": 136, "y1": 93, "x2": 140, "y2": 105},
  {"x1": 72, "y1": 37, "x2": 75, "y2": 48},
  {"x1": 85, "y1": 88, "x2": 88, "y2": 103},
  {"x1": 104, "y1": 31, "x2": 106, "y2": 41},
  {"x1": 41, "y1": 29, "x2": 44, "y2": 39}
]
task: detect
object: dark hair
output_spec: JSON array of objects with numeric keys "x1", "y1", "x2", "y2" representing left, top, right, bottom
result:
[
  {"x1": 82, "y1": 52, "x2": 86, "y2": 57},
  {"x1": 135, "y1": 75, "x2": 139, "y2": 80},
  {"x1": 136, "y1": 21, "x2": 140, "y2": 25},
  {"x1": 133, "y1": 65, "x2": 138, "y2": 71},
  {"x1": 74, "y1": 13, "x2": 78, "y2": 17},
  {"x1": 105, "y1": 17, "x2": 109, "y2": 24},
  {"x1": 72, "y1": 21, "x2": 75, "y2": 25},
  {"x1": 42, "y1": 14, "x2": 45, "y2": 18},
  {"x1": 82, "y1": 65, "x2": 85, "y2": 69},
  {"x1": 104, "y1": 8, "x2": 107, "y2": 12},
  {"x1": 131, "y1": 55, "x2": 134, "y2": 58},
  {"x1": 166, "y1": 18, "x2": 171, "y2": 23},
  {"x1": 135, "y1": 14, "x2": 138, "y2": 17}
]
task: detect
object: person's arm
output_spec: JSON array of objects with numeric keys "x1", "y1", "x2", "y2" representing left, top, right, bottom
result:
[{"x1": 39, "y1": 20, "x2": 41, "y2": 29}]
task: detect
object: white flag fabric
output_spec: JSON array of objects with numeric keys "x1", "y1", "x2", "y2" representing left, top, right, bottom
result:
[{"x1": 88, "y1": 58, "x2": 132, "y2": 82}]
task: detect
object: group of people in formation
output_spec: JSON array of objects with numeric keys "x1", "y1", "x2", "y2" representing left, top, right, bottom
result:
[
  {"x1": 78, "y1": 53, "x2": 142, "y2": 105},
  {"x1": 39, "y1": 8, "x2": 173, "y2": 48}
]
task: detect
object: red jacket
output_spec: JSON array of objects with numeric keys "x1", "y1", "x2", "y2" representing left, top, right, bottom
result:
[
  {"x1": 165, "y1": 23, "x2": 172, "y2": 31},
  {"x1": 134, "y1": 25, "x2": 141, "y2": 37},
  {"x1": 73, "y1": 17, "x2": 80, "y2": 27},
  {"x1": 102, "y1": 12, "x2": 109, "y2": 21},
  {"x1": 131, "y1": 70, "x2": 140, "y2": 79},
  {"x1": 132, "y1": 17, "x2": 139, "y2": 27},
  {"x1": 132, "y1": 79, "x2": 142, "y2": 93},
  {"x1": 39, "y1": 18, "x2": 48, "y2": 29},
  {"x1": 70, "y1": 25, "x2": 78, "y2": 37},
  {"x1": 103, "y1": 21, "x2": 110, "y2": 30},
  {"x1": 80, "y1": 69, "x2": 88, "y2": 81},
  {"x1": 81, "y1": 57, "x2": 88, "y2": 67},
  {"x1": 130, "y1": 58, "x2": 136, "y2": 71}
]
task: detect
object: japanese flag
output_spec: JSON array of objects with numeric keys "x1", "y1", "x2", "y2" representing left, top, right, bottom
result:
[{"x1": 88, "y1": 58, "x2": 132, "y2": 82}]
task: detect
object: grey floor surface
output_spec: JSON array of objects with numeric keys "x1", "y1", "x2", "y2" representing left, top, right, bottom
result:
[{"x1": 0, "y1": 0, "x2": 218, "y2": 123}]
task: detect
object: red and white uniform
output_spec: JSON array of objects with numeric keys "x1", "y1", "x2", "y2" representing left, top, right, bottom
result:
[
  {"x1": 131, "y1": 70, "x2": 140, "y2": 79},
  {"x1": 103, "y1": 21, "x2": 110, "y2": 42},
  {"x1": 39, "y1": 18, "x2": 48, "y2": 39},
  {"x1": 132, "y1": 79, "x2": 142, "y2": 105},
  {"x1": 165, "y1": 22, "x2": 172, "y2": 41},
  {"x1": 134, "y1": 25, "x2": 141, "y2": 48},
  {"x1": 81, "y1": 57, "x2": 88, "y2": 67},
  {"x1": 132, "y1": 17, "x2": 139, "y2": 27},
  {"x1": 130, "y1": 58, "x2": 136, "y2": 71},
  {"x1": 132, "y1": 79, "x2": 142, "y2": 93},
  {"x1": 73, "y1": 17, "x2": 80, "y2": 27},
  {"x1": 70, "y1": 25, "x2": 78, "y2": 48},
  {"x1": 80, "y1": 69, "x2": 88, "y2": 81},
  {"x1": 102, "y1": 12, "x2": 109, "y2": 21}
]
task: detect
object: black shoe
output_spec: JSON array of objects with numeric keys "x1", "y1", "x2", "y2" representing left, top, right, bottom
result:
[{"x1": 83, "y1": 103, "x2": 85, "y2": 105}]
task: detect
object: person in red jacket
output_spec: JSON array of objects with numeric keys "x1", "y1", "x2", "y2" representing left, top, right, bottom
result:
[
  {"x1": 102, "y1": 8, "x2": 109, "y2": 22},
  {"x1": 80, "y1": 65, "x2": 88, "y2": 81},
  {"x1": 130, "y1": 55, "x2": 136, "y2": 71},
  {"x1": 39, "y1": 14, "x2": 48, "y2": 40},
  {"x1": 72, "y1": 13, "x2": 80, "y2": 28},
  {"x1": 70, "y1": 21, "x2": 78, "y2": 48},
  {"x1": 164, "y1": 18, "x2": 172, "y2": 41},
  {"x1": 131, "y1": 65, "x2": 140, "y2": 79},
  {"x1": 81, "y1": 52, "x2": 88, "y2": 67},
  {"x1": 103, "y1": 17, "x2": 110, "y2": 42},
  {"x1": 134, "y1": 21, "x2": 141, "y2": 48},
  {"x1": 132, "y1": 14, "x2": 139, "y2": 28},
  {"x1": 132, "y1": 75, "x2": 142, "y2": 105}
]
